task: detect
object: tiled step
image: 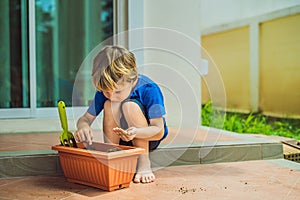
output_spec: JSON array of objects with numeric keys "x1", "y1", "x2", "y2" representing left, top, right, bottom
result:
[
  {"x1": 0, "y1": 127, "x2": 284, "y2": 177},
  {"x1": 150, "y1": 143, "x2": 283, "y2": 168},
  {"x1": 0, "y1": 153, "x2": 62, "y2": 177},
  {"x1": 150, "y1": 127, "x2": 284, "y2": 167}
]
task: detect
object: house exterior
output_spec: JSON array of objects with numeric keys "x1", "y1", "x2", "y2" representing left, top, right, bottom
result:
[{"x1": 0, "y1": 0, "x2": 299, "y2": 133}]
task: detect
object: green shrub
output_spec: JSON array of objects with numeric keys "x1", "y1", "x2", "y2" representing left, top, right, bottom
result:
[{"x1": 201, "y1": 101, "x2": 300, "y2": 140}]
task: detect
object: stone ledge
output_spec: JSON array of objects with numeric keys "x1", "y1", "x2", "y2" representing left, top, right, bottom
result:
[
  {"x1": 0, "y1": 142, "x2": 283, "y2": 178},
  {"x1": 0, "y1": 154, "x2": 62, "y2": 178}
]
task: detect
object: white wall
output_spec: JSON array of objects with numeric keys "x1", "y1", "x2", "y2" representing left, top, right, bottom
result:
[
  {"x1": 144, "y1": 0, "x2": 201, "y2": 42},
  {"x1": 140, "y1": 0, "x2": 205, "y2": 129},
  {"x1": 199, "y1": 0, "x2": 300, "y2": 30}
]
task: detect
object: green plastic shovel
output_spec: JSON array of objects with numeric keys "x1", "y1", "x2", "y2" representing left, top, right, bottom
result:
[{"x1": 58, "y1": 100, "x2": 77, "y2": 147}]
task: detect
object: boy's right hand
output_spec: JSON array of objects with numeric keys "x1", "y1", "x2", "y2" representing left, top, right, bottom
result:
[{"x1": 74, "y1": 127, "x2": 93, "y2": 145}]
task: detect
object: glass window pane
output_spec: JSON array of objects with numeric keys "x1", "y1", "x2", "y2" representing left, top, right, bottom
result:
[
  {"x1": 35, "y1": 0, "x2": 113, "y2": 107},
  {"x1": 0, "y1": 0, "x2": 29, "y2": 108}
]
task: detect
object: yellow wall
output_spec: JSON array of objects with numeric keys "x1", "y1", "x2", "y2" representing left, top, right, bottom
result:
[
  {"x1": 201, "y1": 26, "x2": 250, "y2": 112},
  {"x1": 201, "y1": 13, "x2": 300, "y2": 118},
  {"x1": 260, "y1": 14, "x2": 300, "y2": 117}
]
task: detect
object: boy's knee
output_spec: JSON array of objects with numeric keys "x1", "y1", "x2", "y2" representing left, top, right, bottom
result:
[
  {"x1": 121, "y1": 100, "x2": 148, "y2": 128},
  {"x1": 121, "y1": 100, "x2": 142, "y2": 115},
  {"x1": 104, "y1": 100, "x2": 122, "y2": 117},
  {"x1": 104, "y1": 100, "x2": 119, "y2": 111}
]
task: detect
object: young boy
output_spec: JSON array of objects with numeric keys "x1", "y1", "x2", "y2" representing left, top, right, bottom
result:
[{"x1": 74, "y1": 45, "x2": 168, "y2": 184}]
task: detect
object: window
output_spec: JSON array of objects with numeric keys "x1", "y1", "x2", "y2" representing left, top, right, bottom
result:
[
  {"x1": 35, "y1": 0, "x2": 113, "y2": 107},
  {"x1": 0, "y1": 0, "x2": 113, "y2": 117}
]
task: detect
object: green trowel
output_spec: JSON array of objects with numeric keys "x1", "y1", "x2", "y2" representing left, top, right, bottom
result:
[{"x1": 58, "y1": 100, "x2": 77, "y2": 147}]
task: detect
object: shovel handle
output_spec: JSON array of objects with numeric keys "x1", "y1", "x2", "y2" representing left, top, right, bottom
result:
[{"x1": 58, "y1": 100, "x2": 68, "y2": 131}]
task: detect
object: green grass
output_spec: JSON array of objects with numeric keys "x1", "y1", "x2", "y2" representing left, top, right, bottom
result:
[{"x1": 201, "y1": 101, "x2": 300, "y2": 140}]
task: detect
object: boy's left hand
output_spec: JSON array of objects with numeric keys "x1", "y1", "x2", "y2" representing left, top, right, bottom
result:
[{"x1": 113, "y1": 127, "x2": 137, "y2": 142}]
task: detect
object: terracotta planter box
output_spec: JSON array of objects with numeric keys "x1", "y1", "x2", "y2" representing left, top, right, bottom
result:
[{"x1": 52, "y1": 142, "x2": 144, "y2": 191}]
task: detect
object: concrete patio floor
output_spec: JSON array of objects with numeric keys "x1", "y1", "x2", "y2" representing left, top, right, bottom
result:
[{"x1": 0, "y1": 159, "x2": 299, "y2": 200}]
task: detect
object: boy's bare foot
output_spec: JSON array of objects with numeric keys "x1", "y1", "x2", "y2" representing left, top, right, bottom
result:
[
  {"x1": 133, "y1": 154, "x2": 155, "y2": 183},
  {"x1": 133, "y1": 171, "x2": 155, "y2": 183}
]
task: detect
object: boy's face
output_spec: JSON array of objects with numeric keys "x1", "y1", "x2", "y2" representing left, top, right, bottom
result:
[{"x1": 102, "y1": 80, "x2": 133, "y2": 102}]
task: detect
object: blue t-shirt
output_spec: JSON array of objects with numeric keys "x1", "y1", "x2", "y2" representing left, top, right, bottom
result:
[{"x1": 87, "y1": 74, "x2": 168, "y2": 138}]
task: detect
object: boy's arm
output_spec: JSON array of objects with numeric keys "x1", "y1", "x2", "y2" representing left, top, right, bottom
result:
[
  {"x1": 75, "y1": 112, "x2": 96, "y2": 145},
  {"x1": 113, "y1": 117, "x2": 164, "y2": 141},
  {"x1": 135, "y1": 117, "x2": 164, "y2": 140}
]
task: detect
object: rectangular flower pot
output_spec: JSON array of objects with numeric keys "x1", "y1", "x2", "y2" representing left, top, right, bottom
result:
[{"x1": 52, "y1": 142, "x2": 144, "y2": 191}]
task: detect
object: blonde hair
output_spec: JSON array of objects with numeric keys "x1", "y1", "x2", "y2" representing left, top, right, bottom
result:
[{"x1": 92, "y1": 45, "x2": 138, "y2": 91}]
